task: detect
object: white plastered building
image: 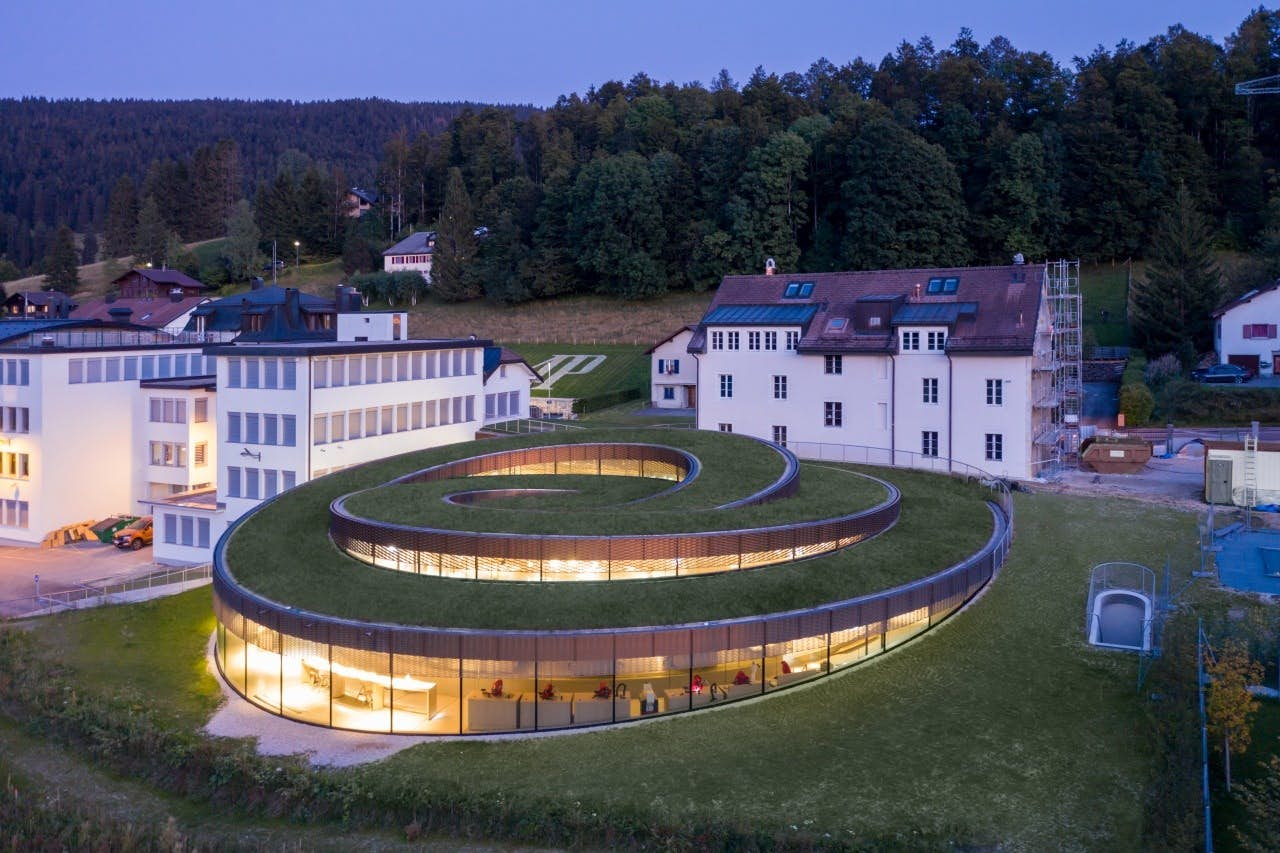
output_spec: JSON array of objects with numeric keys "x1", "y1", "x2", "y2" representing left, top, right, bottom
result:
[
  {"x1": 661, "y1": 265, "x2": 1055, "y2": 480},
  {"x1": 647, "y1": 326, "x2": 697, "y2": 409},
  {"x1": 1213, "y1": 280, "x2": 1280, "y2": 377}
]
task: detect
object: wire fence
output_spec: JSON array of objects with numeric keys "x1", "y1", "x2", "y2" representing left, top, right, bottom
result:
[{"x1": 0, "y1": 564, "x2": 212, "y2": 621}]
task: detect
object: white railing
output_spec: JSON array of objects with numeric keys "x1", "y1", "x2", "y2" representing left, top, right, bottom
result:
[
  {"x1": 481, "y1": 418, "x2": 586, "y2": 435},
  {"x1": 0, "y1": 564, "x2": 212, "y2": 620}
]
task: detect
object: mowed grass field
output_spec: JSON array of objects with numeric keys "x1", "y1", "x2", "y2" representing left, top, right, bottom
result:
[
  {"x1": 510, "y1": 342, "x2": 650, "y2": 399},
  {"x1": 1081, "y1": 261, "x2": 1139, "y2": 348},
  {"x1": 16, "y1": 486, "x2": 1201, "y2": 848}
]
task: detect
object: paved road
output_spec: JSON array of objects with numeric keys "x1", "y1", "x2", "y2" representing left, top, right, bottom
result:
[{"x1": 0, "y1": 541, "x2": 158, "y2": 609}]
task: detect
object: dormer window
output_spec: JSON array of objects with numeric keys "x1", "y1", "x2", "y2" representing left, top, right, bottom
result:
[
  {"x1": 868, "y1": 316, "x2": 882, "y2": 328},
  {"x1": 783, "y1": 282, "x2": 815, "y2": 298}
]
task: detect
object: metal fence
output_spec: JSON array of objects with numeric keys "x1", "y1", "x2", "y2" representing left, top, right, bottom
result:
[{"x1": 0, "y1": 564, "x2": 212, "y2": 620}]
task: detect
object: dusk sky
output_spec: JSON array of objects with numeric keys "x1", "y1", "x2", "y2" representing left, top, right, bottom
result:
[{"x1": 0, "y1": 0, "x2": 1266, "y2": 106}]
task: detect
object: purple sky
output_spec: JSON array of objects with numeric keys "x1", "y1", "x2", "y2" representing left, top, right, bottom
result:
[{"x1": 0, "y1": 0, "x2": 1265, "y2": 105}]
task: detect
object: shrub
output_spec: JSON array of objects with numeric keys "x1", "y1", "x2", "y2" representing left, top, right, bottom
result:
[
  {"x1": 1120, "y1": 382, "x2": 1156, "y2": 426},
  {"x1": 571, "y1": 386, "x2": 644, "y2": 414},
  {"x1": 1144, "y1": 353, "x2": 1182, "y2": 387},
  {"x1": 1121, "y1": 352, "x2": 1149, "y2": 387},
  {"x1": 1154, "y1": 379, "x2": 1280, "y2": 426}
]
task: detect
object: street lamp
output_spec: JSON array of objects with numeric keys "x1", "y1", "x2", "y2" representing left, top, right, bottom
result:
[{"x1": 293, "y1": 240, "x2": 300, "y2": 269}]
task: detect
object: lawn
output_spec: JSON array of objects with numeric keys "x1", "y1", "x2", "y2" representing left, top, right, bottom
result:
[
  {"x1": 1081, "y1": 261, "x2": 1138, "y2": 349},
  {"x1": 227, "y1": 430, "x2": 990, "y2": 629},
  {"x1": 14, "y1": 488, "x2": 1199, "y2": 848},
  {"x1": 510, "y1": 342, "x2": 650, "y2": 400}
]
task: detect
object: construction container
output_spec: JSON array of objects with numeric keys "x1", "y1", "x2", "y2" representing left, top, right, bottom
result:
[{"x1": 1079, "y1": 436, "x2": 1153, "y2": 474}]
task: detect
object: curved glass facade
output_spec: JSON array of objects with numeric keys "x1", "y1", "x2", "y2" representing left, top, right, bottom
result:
[{"x1": 213, "y1": 503, "x2": 1010, "y2": 735}]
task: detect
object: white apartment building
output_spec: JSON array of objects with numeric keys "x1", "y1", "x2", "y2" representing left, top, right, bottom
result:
[
  {"x1": 0, "y1": 319, "x2": 227, "y2": 545},
  {"x1": 665, "y1": 265, "x2": 1054, "y2": 479},
  {"x1": 383, "y1": 232, "x2": 436, "y2": 279},
  {"x1": 482, "y1": 348, "x2": 540, "y2": 424},
  {"x1": 144, "y1": 311, "x2": 517, "y2": 565},
  {"x1": 647, "y1": 326, "x2": 697, "y2": 409},
  {"x1": 1213, "y1": 280, "x2": 1280, "y2": 377}
]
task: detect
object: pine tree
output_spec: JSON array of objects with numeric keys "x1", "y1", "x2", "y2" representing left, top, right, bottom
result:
[
  {"x1": 104, "y1": 175, "x2": 139, "y2": 259},
  {"x1": 42, "y1": 224, "x2": 80, "y2": 293},
  {"x1": 132, "y1": 195, "x2": 170, "y2": 268},
  {"x1": 80, "y1": 231, "x2": 98, "y2": 265},
  {"x1": 222, "y1": 199, "x2": 261, "y2": 282},
  {"x1": 431, "y1": 168, "x2": 480, "y2": 301},
  {"x1": 1129, "y1": 185, "x2": 1221, "y2": 359}
]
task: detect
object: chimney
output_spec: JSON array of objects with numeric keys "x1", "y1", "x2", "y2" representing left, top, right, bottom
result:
[
  {"x1": 765, "y1": 257, "x2": 776, "y2": 276},
  {"x1": 170, "y1": 288, "x2": 183, "y2": 303},
  {"x1": 913, "y1": 282, "x2": 922, "y2": 301},
  {"x1": 285, "y1": 287, "x2": 300, "y2": 317},
  {"x1": 250, "y1": 277, "x2": 264, "y2": 291},
  {"x1": 40, "y1": 335, "x2": 56, "y2": 348},
  {"x1": 1013, "y1": 253, "x2": 1026, "y2": 265}
]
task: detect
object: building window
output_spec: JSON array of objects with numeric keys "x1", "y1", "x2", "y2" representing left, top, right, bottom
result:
[
  {"x1": 922, "y1": 431, "x2": 939, "y2": 458},
  {"x1": 922, "y1": 377, "x2": 938, "y2": 404},
  {"x1": 726, "y1": 331, "x2": 740, "y2": 350},
  {"x1": 226, "y1": 466, "x2": 241, "y2": 498},
  {"x1": 927, "y1": 331, "x2": 946, "y2": 351},
  {"x1": 719, "y1": 374, "x2": 733, "y2": 398},
  {"x1": 748, "y1": 331, "x2": 761, "y2": 350},
  {"x1": 245, "y1": 468, "x2": 260, "y2": 500},
  {"x1": 1, "y1": 406, "x2": 31, "y2": 433},
  {"x1": 194, "y1": 443, "x2": 207, "y2": 466},
  {"x1": 663, "y1": 387, "x2": 675, "y2": 400},
  {"x1": 901, "y1": 331, "x2": 919, "y2": 351},
  {"x1": 226, "y1": 411, "x2": 241, "y2": 443},
  {"x1": 3, "y1": 359, "x2": 31, "y2": 387},
  {"x1": 824, "y1": 355, "x2": 842, "y2": 375},
  {"x1": 0, "y1": 452, "x2": 31, "y2": 479},
  {"x1": 1243, "y1": 324, "x2": 1278, "y2": 339},
  {"x1": 986, "y1": 433, "x2": 1004, "y2": 462},
  {"x1": 785, "y1": 331, "x2": 799, "y2": 351},
  {"x1": 986, "y1": 379, "x2": 1003, "y2": 405},
  {"x1": 773, "y1": 375, "x2": 788, "y2": 399},
  {"x1": 198, "y1": 518, "x2": 211, "y2": 549},
  {"x1": 764, "y1": 331, "x2": 777, "y2": 350},
  {"x1": 68, "y1": 359, "x2": 84, "y2": 384},
  {"x1": 149, "y1": 441, "x2": 186, "y2": 468},
  {"x1": 149, "y1": 398, "x2": 187, "y2": 423},
  {"x1": 770, "y1": 425, "x2": 788, "y2": 446},
  {"x1": 0, "y1": 499, "x2": 30, "y2": 528},
  {"x1": 824, "y1": 401, "x2": 842, "y2": 427},
  {"x1": 657, "y1": 358, "x2": 680, "y2": 376},
  {"x1": 711, "y1": 331, "x2": 724, "y2": 350},
  {"x1": 193, "y1": 398, "x2": 208, "y2": 423},
  {"x1": 718, "y1": 423, "x2": 733, "y2": 432},
  {"x1": 227, "y1": 358, "x2": 242, "y2": 388}
]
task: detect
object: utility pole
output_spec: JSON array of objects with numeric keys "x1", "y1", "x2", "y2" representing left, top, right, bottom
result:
[{"x1": 272, "y1": 240, "x2": 278, "y2": 286}]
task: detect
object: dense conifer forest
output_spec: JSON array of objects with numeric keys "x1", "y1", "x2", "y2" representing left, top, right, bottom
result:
[{"x1": 2, "y1": 9, "x2": 1278, "y2": 312}]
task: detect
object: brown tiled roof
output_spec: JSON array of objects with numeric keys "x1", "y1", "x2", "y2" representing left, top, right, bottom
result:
[
  {"x1": 697, "y1": 265, "x2": 1045, "y2": 355},
  {"x1": 112, "y1": 268, "x2": 211, "y2": 290},
  {"x1": 72, "y1": 296, "x2": 208, "y2": 329}
]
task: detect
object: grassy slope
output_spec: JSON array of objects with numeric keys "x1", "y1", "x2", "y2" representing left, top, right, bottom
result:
[
  {"x1": 1081, "y1": 261, "x2": 1138, "y2": 348},
  {"x1": 512, "y1": 343, "x2": 650, "y2": 399},
  {"x1": 24, "y1": 490, "x2": 1197, "y2": 848}
]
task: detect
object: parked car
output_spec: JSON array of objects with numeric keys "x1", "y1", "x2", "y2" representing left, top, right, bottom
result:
[
  {"x1": 261, "y1": 259, "x2": 286, "y2": 271},
  {"x1": 113, "y1": 516, "x2": 154, "y2": 550},
  {"x1": 1191, "y1": 363, "x2": 1254, "y2": 384}
]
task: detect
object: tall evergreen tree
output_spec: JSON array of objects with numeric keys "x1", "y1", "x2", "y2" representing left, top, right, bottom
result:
[
  {"x1": 431, "y1": 168, "x2": 479, "y2": 301},
  {"x1": 104, "y1": 175, "x2": 139, "y2": 259},
  {"x1": 133, "y1": 195, "x2": 170, "y2": 268},
  {"x1": 1129, "y1": 185, "x2": 1221, "y2": 359},
  {"x1": 222, "y1": 199, "x2": 261, "y2": 282},
  {"x1": 80, "y1": 231, "x2": 99, "y2": 265},
  {"x1": 42, "y1": 224, "x2": 80, "y2": 293}
]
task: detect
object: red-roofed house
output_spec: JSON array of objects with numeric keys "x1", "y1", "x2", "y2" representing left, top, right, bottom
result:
[
  {"x1": 72, "y1": 293, "x2": 211, "y2": 336},
  {"x1": 661, "y1": 263, "x2": 1057, "y2": 479},
  {"x1": 112, "y1": 268, "x2": 211, "y2": 299}
]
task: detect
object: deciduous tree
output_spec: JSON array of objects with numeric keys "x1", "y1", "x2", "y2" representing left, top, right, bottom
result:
[
  {"x1": 222, "y1": 199, "x2": 261, "y2": 282},
  {"x1": 1205, "y1": 638, "x2": 1263, "y2": 791}
]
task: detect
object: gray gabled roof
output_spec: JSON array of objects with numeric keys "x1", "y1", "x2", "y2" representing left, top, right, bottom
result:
[{"x1": 383, "y1": 231, "x2": 436, "y2": 256}]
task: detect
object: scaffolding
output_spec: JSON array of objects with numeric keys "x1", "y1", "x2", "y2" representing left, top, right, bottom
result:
[{"x1": 1033, "y1": 260, "x2": 1083, "y2": 471}]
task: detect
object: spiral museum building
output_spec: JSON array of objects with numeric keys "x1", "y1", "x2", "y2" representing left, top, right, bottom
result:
[{"x1": 212, "y1": 429, "x2": 1011, "y2": 735}]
